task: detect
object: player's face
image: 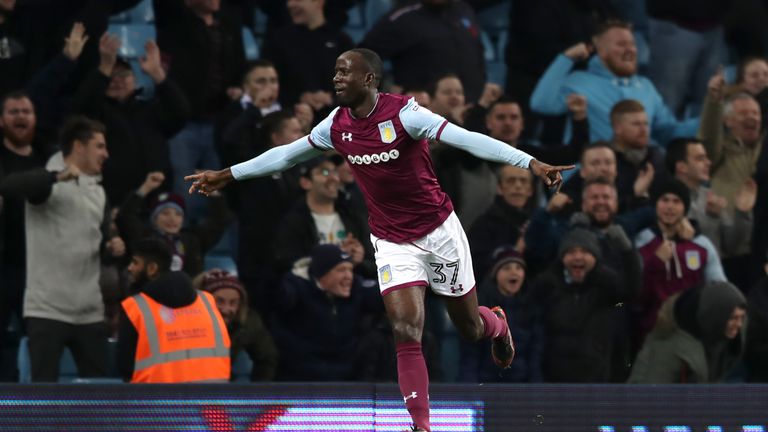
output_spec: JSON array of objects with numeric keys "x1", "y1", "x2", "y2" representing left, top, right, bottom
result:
[
  {"x1": 613, "y1": 111, "x2": 649, "y2": 149},
  {"x1": 681, "y1": 143, "x2": 711, "y2": 184},
  {"x1": 333, "y1": 52, "x2": 370, "y2": 108},
  {"x1": 486, "y1": 102, "x2": 523, "y2": 144},
  {"x1": 318, "y1": 262, "x2": 354, "y2": 298},
  {"x1": 596, "y1": 28, "x2": 637, "y2": 77},
  {"x1": 656, "y1": 194, "x2": 685, "y2": 227},
  {"x1": 562, "y1": 247, "x2": 596, "y2": 283},
  {"x1": 497, "y1": 166, "x2": 533, "y2": 209},
  {"x1": 724, "y1": 98, "x2": 761, "y2": 144},
  {"x1": 0, "y1": 96, "x2": 36, "y2": 146},
  {"x1": 244, "y1": 66, "x2": 279, "y2": 108},
  {"x1": 725, "y1": 307, "x2": 746, "y2": 339},
  {"x1": 495, "y1": 261, "x2": 525, "y2": 296},
  {"x1": 582, "y1": 184, "x2": 617, "y2": 227},
  {"x1": 213, "y1": 287, "x2": 242, "y2": 326},
  {"x1": 580, "y1": 147, "x2": 617, "y2": 182},
  {"x1": 741, "y1": 59, "x2": 768, "y2": 95}
]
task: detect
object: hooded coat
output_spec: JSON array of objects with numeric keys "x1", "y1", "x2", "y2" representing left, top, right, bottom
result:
[{"x1": 629, "y1": 281, "x2": 747, "y2": 383}]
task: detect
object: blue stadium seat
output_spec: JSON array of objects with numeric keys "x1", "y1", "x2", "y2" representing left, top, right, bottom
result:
[
  {"x1": 496, "y1": 30, "x2": 507, "y2": 62},
  {"x1": 365, "y1": 0, "x2": 395, "y2": 27},
  {"x1": 480, "y1": 31, "x2": 495, "y2": 62},
  {"x1": 18, "y1": 337, "x2": 121, "y2": 383},
  {"x1": 204, "y1": 254, "x2": 239, "y2": 275},
  {"x1": 252, "y1": 8, "x2": 268, "y2": 36},
  {"x1": 476, "y1": 0, "x2": 510, "y2": 35},
  {"x1": 242, "y1": 28, "x2": 260, "y2": 61},
  {"x1": 108, "y1": 23, "x2": 156, "y2": 59},
  {"x1": 231, "y1": 351, "x2": 253, "y2": 382},
  {"x1": 486, "y1": 61, "x2": 506, "y2": 87},
  {"x1": 344, "y1": 26, "x2": 367, "y2": 44},
  {"x1": 347, "y1": 1, "x2": 366, "y2": 28},
  {"x1": 634, "y1": 31, "x2": 650, "y2": 69}
]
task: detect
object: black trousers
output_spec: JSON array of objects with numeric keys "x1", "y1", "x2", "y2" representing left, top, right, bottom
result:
[{"x1": 25, "y1": 317, "x2": 108, "y2": 382}]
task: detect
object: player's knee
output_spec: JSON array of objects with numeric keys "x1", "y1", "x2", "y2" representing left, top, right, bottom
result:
[{"x1": 391, "y1": 320, "x2": 423, "y2": 343}]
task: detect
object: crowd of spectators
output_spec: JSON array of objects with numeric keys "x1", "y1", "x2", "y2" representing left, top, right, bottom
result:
[{"x1": 1, "y1": 0, "x2": 768, "y2": 384}]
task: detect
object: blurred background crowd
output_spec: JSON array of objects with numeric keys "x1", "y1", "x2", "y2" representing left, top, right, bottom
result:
[{"x1": 1, "y1": 0, "x2": 768, "y2": 384}]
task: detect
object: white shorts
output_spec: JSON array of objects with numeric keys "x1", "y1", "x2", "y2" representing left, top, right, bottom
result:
[{"x1": 370, "y1": 212, "x2": 476, "y2": 297}]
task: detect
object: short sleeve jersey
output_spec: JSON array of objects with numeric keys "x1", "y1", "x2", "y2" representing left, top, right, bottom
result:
[{"x1": 309, "y1": 93, "x2": 453, "y2": 243}]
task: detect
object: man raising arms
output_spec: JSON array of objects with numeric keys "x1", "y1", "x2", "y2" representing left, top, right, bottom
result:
[{"x1": 187, "y1": 48, "x2": 572, "y2": 432}]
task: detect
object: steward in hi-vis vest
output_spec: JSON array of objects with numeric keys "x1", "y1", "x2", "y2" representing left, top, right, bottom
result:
[
  {"x1": 117, "y1": 238, "x2": 231, "y2": 383},
  {"x1": 122, "y1": 290, "x2": 230, "y2": 383}
]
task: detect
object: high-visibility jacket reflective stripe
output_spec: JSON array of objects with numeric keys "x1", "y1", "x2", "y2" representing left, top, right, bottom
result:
[{"x1": 122, "y1": 290, "x2": 231, "y2": 383}]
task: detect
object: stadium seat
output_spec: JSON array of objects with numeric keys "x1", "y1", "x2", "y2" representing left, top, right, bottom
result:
[
  {"x1": 17, "y1": 337, "x2": 79, "y2": 383},
  {"x1": 347, "y1": 1, "x2": 366, "y2": 28},
  {"x1": 480, "y1": 31, "x2": 495, "y2": 62},
  {"x1": 242, "y1": 28, "x2": 260, "y2": 61},
  {"x1": 204, "y1": 254, "x2": 239, "y2": 275},
  {"x1": 486, "y1": 61, "x2": 506, "y2": 88},
  {"x1": 231, "y1": 351, "x2": 254, "y2": 383},
  {"x1": 108, "y1": 23, "x2": 157, "y2": 59},
  {"x1": 476, "y1": 0, "x2": 510, "y2": 36},
  {"x1": 252, "y1": 8, "x2": 268, "y2": 37},
  {"x1": 344, "y1": 26, "x2": 367, "y2": 44},
  {"x1": 365, "y1": 0, "x2": 395, "y2": 27},
  {"x1": 634, "y1": 31, "x2": 650, "y2": 69}
]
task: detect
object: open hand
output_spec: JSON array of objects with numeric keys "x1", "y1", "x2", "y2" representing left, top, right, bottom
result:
[{"x1": 63, "y1": 22, "x2": 89, "y2": 61}]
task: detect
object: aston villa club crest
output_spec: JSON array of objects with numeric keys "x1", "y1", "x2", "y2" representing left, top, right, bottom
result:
[
  {"x1": 685, "y1": 250, "x2": 701, "y2": 270},
  {"x1": 380, "y1": 264, "x2": 393, "y2": 284},
  {"x1": 378, "y1": 120, "x2": 396, "y2": 143}
]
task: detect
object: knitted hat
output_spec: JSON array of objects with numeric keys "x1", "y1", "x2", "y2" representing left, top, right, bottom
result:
[
  {"x1": 201, "y1": 270, "x2": 246, "y2": 300},
  {"x1": 309, "y1": 244, "x2": 352, "y2": 278},
  {"x1": 490, "y1": 246, "x2": 526, "y2": 278},
  {"x1": 654, "y1": 179, "x2": 691, "y2": 213},
  {"x1": 149, "y1": 192, "x2": 185, "y2": 223},
  {"x1": 558, "y1": 228, "x2": 602, "y2": 261}
]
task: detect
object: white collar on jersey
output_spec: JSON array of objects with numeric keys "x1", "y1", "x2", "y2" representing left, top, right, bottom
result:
[{"x1": 350, "y1": 93, "x2": 379, "y2": 119}]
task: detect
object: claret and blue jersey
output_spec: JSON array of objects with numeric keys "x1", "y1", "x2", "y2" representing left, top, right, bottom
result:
[{"x1": 308, "y1": 93, "x2": 455, "y2": 243}]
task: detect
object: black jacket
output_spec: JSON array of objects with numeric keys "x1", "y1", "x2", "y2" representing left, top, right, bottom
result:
[
  {"x1": 72, "y1": 70, "x2": 190, "y2": 204},
  {"x1": 467, "y1": 196, "x2": 530, "y2": 280},
  {"x1": 154, "y1": 0, "x2": 246, "y2": 119},
  {"x1": 116, "y1": 191, "x2": 233, "y2": 277},
  {"x1": 747, "y1": 276, "x2": 768, "y2": 382},
  {"x1": 532, "y1": 261, "x2": 630, "y2": 382},
  {"x1": 360, "y1": 0, "x2": 485, "y2": 102},
  {"x1": 261, "y1": 23, "x2": 354, "y2": 106},
  {"x1": 274, "y1": 196, "x2": 375, "y2": 278}
]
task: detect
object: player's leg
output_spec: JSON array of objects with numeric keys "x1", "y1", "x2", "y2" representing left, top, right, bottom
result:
[
  {"x1": 382, "y1": 285, "x2": 431, "y2": 432},
  {"x1": 443, "y1": 290, "x2": 514, "y2": 368},
  {"x1": 432, "y1": 212, "x2": 514, "y2": 368}
]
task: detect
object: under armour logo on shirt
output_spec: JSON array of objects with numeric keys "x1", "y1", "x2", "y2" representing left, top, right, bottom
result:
[
  {"x1": 342, "y1": 132, "x2": 352, "y2": 141},
  {"x1": 403, "y1": 392, "x2": 418, "y2": 402}
]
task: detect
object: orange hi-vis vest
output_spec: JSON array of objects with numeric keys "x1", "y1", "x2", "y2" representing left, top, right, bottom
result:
[{"x1": 121, "y1": 290, "x2": 231, "y2": 383}]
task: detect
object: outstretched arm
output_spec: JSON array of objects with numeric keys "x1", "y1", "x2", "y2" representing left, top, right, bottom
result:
[
  {"x1": 439, "y1": 123, "x2": 574, "y2": 188},
  {"x1": 185, "y1": 136, "x2": 323, "y2": 195}
]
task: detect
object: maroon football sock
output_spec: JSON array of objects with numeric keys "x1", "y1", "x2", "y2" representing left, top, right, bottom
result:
[
  {"x1": 396, "y1": 341, "x2": 431, "y2": 432},
  {"x1": 479, "y1": 306, "x2": 508, "y2": 339}
]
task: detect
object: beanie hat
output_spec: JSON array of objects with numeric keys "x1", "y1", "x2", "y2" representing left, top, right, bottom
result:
[
  {"x1": 149, "y1": 192, "x2": 185, "y2": 223},
  {"x1": 309, "y1": 244, "x2": 352, "y2": 278},
  {"x1": 201, "y1": 269, "x2": 246, "y2": 300},
  {"x1": 654, "y1": 179, "x2": 691, "y2": 213},
  {"x1": 490, "y1": 246, "x2": 526, "y2": 278},
  {"x1": 558, "y1": 228, "x2": 602, "y2": 261}
]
